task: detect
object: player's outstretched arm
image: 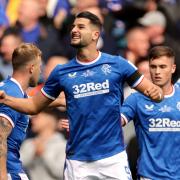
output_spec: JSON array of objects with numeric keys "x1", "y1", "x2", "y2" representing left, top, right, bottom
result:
[
  {"x1": 135, "y1": 77, "x2": 164, "y2": 102},
  {"x1": 0, "y1": 117, "x2": 12, "y2": 180},
  {"x1": 0, "y1": 90, "x2": 53, "y2": 115}
]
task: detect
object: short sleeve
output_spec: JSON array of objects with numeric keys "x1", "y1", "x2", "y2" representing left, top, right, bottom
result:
[
  {"x1": 41, "y1": 65, "x2": 63, "y2": 100},
  {"x1": 118, "y1": 57, "x2": 143, "y2": 87},
  {"x1": 121, "y1": 93, "x2": 137, "y2": 123},
  {"x1": 0, "y1": 104, "x2": 19, "y2": 127}
]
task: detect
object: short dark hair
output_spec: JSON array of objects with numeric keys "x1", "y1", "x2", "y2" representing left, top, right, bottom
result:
[
  {"x1": 75, "y1": 11, "x2": 102, "y2": 31},
  {"x1": 1, "y1": 27, "x2": 22, "y2": 40},
  {"x1": 148, "y1": 46, "x2": 175, "y2": 62}
]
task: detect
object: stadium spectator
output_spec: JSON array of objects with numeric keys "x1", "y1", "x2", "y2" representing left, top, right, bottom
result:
[
  {"x1": 122, "y1": 27, "x2": 150, "y2": 65},
  {"x1": 5, "y1": 0, "x2": 21, "y2": 26},
  {"x1": 0, "y1": 4, "x2": 9, "y2": 38},
  {"x1": 138, "y1": 9, "x2": 180, "y2": 82},
  {"x1": 138, "y1": 10, "x2": 167, "y2": 46},
  {"x1": 0, "y1": 27, "x2": 22, "y2": 79},
  {"x1": 20, "y1": 108, "x2": 67, "y2": 180},
  {"x1": 16, "y1": 0, "x2": 63, "y2": 62}
]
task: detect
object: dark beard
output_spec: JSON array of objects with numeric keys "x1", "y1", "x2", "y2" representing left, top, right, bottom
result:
[{"x1": 70, "y1": 43, "x2": 85, "y2": 49}]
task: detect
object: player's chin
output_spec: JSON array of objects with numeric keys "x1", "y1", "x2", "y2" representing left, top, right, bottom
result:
[
  {"x1": 153, "y1": 79, "x2": 163, "y2": 86},
  {"x1": 70, "y1": 43, "x2": 76, "y2": 47},
  {"x1": 70, "y1": 42, "x2": 84, "y2": 48}
]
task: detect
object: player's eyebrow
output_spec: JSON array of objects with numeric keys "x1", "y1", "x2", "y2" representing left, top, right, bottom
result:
[{"x1": 71, "y1": 23, "x2": 86, "y2": 29}]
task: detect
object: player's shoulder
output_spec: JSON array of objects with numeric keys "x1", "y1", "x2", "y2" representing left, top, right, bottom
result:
[
  {"x1": 174, "y1": 83, "x2": 180, "y2": 96},
  {"x1": 125, "y1": 91, "x2": 138, "y2": 101},
  {"x1": 101, "y1": 52, "x2": 127, "y2": 62},
  {"x1": 129, "y1": 91, "x2": 143, "y2": 97},
  {"x1": 0, "y1": 79, "x2": 13, "y2": 91},
  {"x1": 174, "y1": 81, "x2": 180, "y2": 89},
  {"x1": 54, "y1": 58, "x2": 74, "y2": 69},
  {"x1": 101, "y1": 52, "x2": 117, "y2": 59},
  {"x1": 126, "y1": 91, "x2": 148, "y2": 102},
  {"x1": 0, "y1": 79, "x2": 23, "y2": 97}
]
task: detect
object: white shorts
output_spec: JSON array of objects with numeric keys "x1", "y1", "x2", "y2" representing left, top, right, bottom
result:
[{"x1": 64, "y1": 150, "x2": 132, "y2": 180}]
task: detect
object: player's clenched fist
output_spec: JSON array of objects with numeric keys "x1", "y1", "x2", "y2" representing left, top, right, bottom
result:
[{"x1": 144, "y1": 85, "x2": 164, "y2": 102}]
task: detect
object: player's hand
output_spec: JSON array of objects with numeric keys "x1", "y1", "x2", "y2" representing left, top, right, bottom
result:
[
  {"x1": 59, "y1": 119, "x2": 69, "y2": 132},
  {"x1": 0, "y1": 90, "x2": 6, "y2": 103},
  {"x1": 121, "y1": 117, "x2": 126, "y2": 127},
  {"x1": 144, "y1": 85, "x2": 164, "y2": 102}
]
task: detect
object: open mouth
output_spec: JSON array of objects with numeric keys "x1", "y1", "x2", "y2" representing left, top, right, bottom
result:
[{"x1": 71, "y1": 33, "x2": 80, "y2": 40}]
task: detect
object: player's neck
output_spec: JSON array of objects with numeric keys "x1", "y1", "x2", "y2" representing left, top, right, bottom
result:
[
  {"x1": 162, "y1": 83, "x2": 173, "y2": 95},
  {"x1": 77, "y1": 48, "x2": 99, "y2": 62},
  {"x1": 12, "y1": 72, "x2": 29, "y2": 92}
]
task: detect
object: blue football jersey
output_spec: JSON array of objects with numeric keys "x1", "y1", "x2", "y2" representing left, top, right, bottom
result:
[
  {"x1": 175, "y1": 81, "x2": 180, "y2": 88},
  {"x1": 42, "y1": 52, "x2": 143, "y2": 161},
  {"x1": 121, "y1": 85, "x2": 180, "y2": 180},
  {"x1": 0, "y1": 77, "x2": 29, "y2": 174}
]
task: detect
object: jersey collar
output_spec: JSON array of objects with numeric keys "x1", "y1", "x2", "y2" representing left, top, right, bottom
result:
[
  {"x1": 76, "y1": 51, "x2": 101, "y2": 65},
  {"x1": 164, "y1": 85, "x2": 175, "y2": 98},
  {"x1": 10, "y1": 77, "x2": 25, "y2": 96}
]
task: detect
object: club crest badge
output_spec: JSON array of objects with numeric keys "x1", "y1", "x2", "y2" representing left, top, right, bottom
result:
[{"x1": 101, "y1": 64, "x2": 111, "y2": 75}]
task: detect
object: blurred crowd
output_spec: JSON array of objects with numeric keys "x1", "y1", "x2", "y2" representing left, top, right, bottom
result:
[
  {"x1": 1, "y1": 0, "x2": 180, "y2": 82},
  {"x1": 1, "y1": 0, "x2": 180, "y2": 179}
]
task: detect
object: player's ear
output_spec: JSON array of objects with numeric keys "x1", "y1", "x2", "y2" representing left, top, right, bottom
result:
[
  {"x1": 172, "y1": 64, "x2": 176, "y2": 74},
  {"x1": 92, "y1": 30, "x2": 100, "y2": 41},
  {"x1": 29, "y1": 63, "x2": 35, "y2": 74}
]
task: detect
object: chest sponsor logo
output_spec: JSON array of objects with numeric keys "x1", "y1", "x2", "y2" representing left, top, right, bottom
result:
[
  {"x1": 149, "y1": 118, "x2": 180, "y2": 132},
  {"x1": 72, "y1": 79, "x2": 109, "y2": 98}
]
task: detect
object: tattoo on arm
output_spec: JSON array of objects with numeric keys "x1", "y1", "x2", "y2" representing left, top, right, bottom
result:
[{"x1": 0, "y1": 117, "x2": 12, "y2": 178}]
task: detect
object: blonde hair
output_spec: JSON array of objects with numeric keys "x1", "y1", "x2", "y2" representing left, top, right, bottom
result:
[{"x1": 12, "y1": 43, "x2": 42, "y2": 70}]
